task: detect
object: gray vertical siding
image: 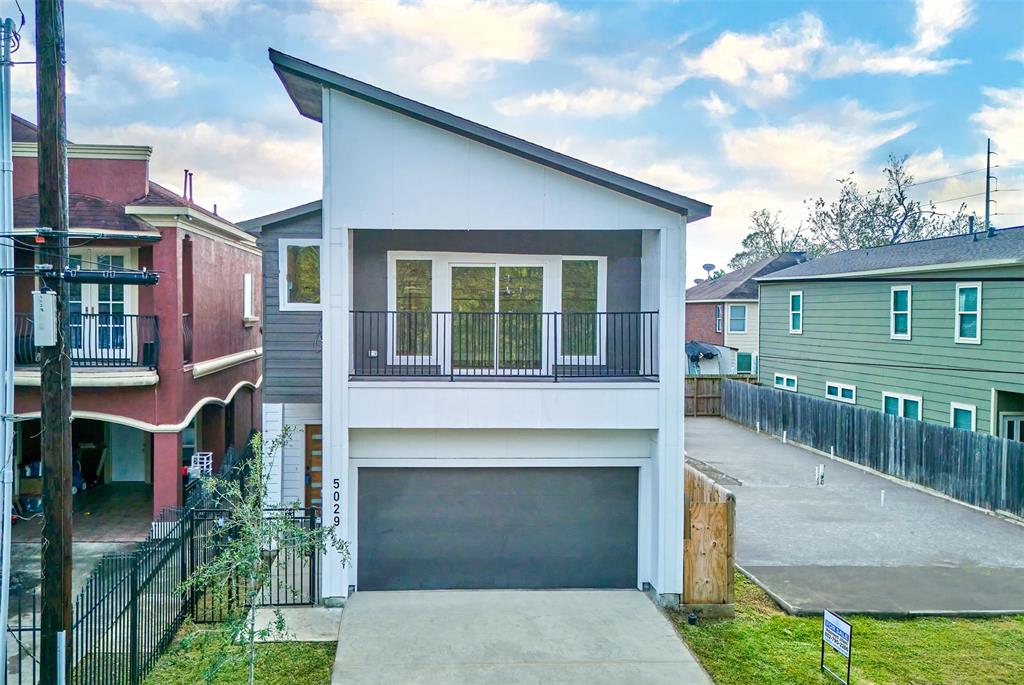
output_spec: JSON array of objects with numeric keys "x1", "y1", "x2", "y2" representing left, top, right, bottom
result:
[{"x1": 258, "y1": 210, "x2": 323, "y2": 404}]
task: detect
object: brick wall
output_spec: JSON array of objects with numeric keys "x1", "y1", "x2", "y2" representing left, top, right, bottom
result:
[{"x1": 686, "y1": 302, "x2": 724, "y2": 344}]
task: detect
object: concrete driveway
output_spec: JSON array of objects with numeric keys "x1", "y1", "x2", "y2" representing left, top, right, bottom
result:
[
  {"x1": 331, "y1": 590, "x2": 712, "y2": 684},
  {"x1": 686, "y1": 417, "x2": 1024, "y2": 615}
]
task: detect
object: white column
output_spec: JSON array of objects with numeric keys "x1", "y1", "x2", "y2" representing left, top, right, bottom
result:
[
  {"x1": 654, "y1": 219, "x2": 685, "y2": 599},
  {"x1": 320, "y1": 88, "x2": 352, "y2": 600},
  {"x1": 262, "y1": 403, "x2": 283, "y2": 506}
]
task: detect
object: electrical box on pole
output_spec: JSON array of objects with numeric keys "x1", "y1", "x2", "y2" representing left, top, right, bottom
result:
[{"x1": 32, "y1": 290, "x2": 57, "y2": 346}]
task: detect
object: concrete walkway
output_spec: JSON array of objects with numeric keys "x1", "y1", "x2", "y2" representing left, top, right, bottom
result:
[
  {"x1": 686, "y1": 417, "x2": 1024, "y2": 615},
  {"x1": 331, "y1": 590, "x2": 712, "y2": 684}
]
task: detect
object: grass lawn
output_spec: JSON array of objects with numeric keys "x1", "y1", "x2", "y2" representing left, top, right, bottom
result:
[
  {"x1": 143, "y1": 623, "x2": 335, "y2": 685},
  {"x1": 671, "y1": 572, "x2": 1024, "y2": 685}
]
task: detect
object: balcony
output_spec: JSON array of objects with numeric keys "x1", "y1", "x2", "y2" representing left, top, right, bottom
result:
[
  {"x1": 14, "y1": 313, "x2": 160, "y2": 370},
  {"x1": 351, "y1": 311, "x2": 658, "y2": 380}
]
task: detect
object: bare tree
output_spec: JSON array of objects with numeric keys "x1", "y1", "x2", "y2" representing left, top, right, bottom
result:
[{"x1": 728, "y1": 209, "x2": 809, "y2": 269}]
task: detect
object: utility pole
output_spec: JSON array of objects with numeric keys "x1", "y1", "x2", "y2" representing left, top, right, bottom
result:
[
  {"x1": 0, "y1": 17, "x2": 17, "y2": 682},
  {"x1": 984, "y1": 137, "x2": 995, "y2": 235},
  {"x1": 36, "y1": 1, "x2": 73, "y2": 681}
]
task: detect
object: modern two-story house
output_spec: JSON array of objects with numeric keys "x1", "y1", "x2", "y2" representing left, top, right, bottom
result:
[
  {"x1": 685, "y1": 252, "x2": 807, "y2": 375},
  {"x1": 248, "y1": 50, "x2": 711, "y2": 605},
  {"x1": 758, "y1": 227, "x2": 1024, "y2": 438},
  {"x1": 10, "y1": 115, "x2": 262, "y2": 527}
]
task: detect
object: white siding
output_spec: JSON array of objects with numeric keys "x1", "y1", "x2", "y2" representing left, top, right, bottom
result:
[{"x1": 279, "y1": 403, "x2": 323, "y2": 506}]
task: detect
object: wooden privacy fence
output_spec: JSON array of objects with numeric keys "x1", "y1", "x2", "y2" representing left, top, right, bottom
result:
[
  {"x1": 722, "y1": 379, "x2": 1024, "y2": 518},
  {"x1": 683, "y1": 463, "x2": 735, "y2": 614},
  {"x1": 685, "y1": 375, "x2": 755, "y2": 417}
]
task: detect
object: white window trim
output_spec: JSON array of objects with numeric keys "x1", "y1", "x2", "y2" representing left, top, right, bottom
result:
[
  {"x1": 714, "y1": 304, "x2": 723, "y2": 334},
  {"x1": 385, "y1": 250, "x2": 609, "y2": 372},
  {"x1": 789, "y1": 290, "x2": 803, "y2": 334},
  {"x1": 954, "y1": 282, "x2": 982, "y2": 344},
  {"x1": 278, "y1": 239, "x2": 322, "y2": 312},
  {"x1": 825, "y1": 381, "x2": 857, "y2": 405},
  {"x1": 736, "y1": 352, "x2": 754, "y2": 374},
  {"x1": 890, "y1": 285, "x2": 911, "y2": 340},
  {"x1": 950, "y1": 402, "x2": 977, "y2": 431},
  {"x1": 243, "y1": 272, "x2": 258, "y2": 324},
  {"x1": 727, "y1": 304, "x2": 747, "y2": 334},
  {"x1": 774, "y1": 373, "x2": 798, "y2": 392},
  {"x1": 882, "y1": 391, "x2": 923, "y2": 420}
]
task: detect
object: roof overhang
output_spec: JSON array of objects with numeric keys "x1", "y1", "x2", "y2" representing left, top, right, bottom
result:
[
  {"x1": 758, "y1": 257, "x2": 1024, "y2": 282},
  {"x1": 125, "y1": 205, "x2": 258, "y2": 247},
  {"x1": 13, "y1": 142, "x2": 152, "y2": 160},
  {"x1": 238, "y1": 199, "x2": 322, "y2": 234},
  {"x1": 12, "y1": 226, "x2": 161, "y2": 241},
  {"x1": 269, "y1": 49, "x2": 712, "y2": 222}
]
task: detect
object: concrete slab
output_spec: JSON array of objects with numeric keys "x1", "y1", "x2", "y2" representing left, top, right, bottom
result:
[
  {"x1": 685, "y1": 418, "x2": 1024, "y2": 615},
  {"x1": 252, "y1": 606, "x2": 343, "y2": 642},
  {"x1": 332, "y1": 590, "x2": 712, "y2": 685}
]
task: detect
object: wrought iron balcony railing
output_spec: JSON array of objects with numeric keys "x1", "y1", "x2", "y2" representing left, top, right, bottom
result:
[
  {"x1": 14, "y1": 313, "x2": 160, "y2": 370},
  {"x1": 351, "y1": 310, "x2": 658, "y2": 380}
]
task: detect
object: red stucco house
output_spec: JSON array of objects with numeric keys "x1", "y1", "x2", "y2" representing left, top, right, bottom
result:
[{"x1": 10, "y1": 115, "x2": 262, "y2": 527}]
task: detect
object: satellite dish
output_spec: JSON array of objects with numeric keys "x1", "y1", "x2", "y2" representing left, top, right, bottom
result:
[
  {"x1": 702, "y1": 263, "x2": 716, "y2": 272},
  {"x1": 693, "y1": 278, "x2": 705, "y2": 285}
]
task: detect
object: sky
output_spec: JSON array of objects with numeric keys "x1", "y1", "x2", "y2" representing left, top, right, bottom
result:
[{"x1": 4, "y1": 0, "x2": 1023, "y2": 282}]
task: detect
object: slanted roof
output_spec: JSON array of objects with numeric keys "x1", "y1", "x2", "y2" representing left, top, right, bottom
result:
[
  {"x1": 760, "y1": 226, "x2": 1024, "y2": 281},
  {"x1": 12, "y1": 114, "x2": 38, "y2": 142},
  {"x1": 15, "y1": 193, "x2": 155, "y2": 235},
  {"x1": 268, "y1": 49, "x2": 711, "y2": 221},
  {"x1": 238, "y1": 199, "x2": 322, "y2": 234},
  {"x1": 687, "y1": 252, "x2": 809, "y2": 301}
]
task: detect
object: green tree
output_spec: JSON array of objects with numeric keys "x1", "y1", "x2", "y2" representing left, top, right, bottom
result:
[
  {"x1": 181, "y1": 429, "x2": 348, "y2": 685},
  {"x1": 727, "y1": 209, "x2": 809, "y2": 269}
]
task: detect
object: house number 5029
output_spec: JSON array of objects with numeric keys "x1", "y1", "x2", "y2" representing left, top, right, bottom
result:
[{"x1": 331, "y1": 478, "x2": 341, "y2": 527}]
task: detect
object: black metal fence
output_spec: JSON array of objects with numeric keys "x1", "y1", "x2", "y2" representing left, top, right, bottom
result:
[
  {"x1": 14, "y1": 313, "x2": 159, "y2": 369},
  {"x1": 351, "y1": 310, "x2": 658, "y2": 379},
  {"x1": 722, "y1": 379, "x2": 1024, "y2": 517}
]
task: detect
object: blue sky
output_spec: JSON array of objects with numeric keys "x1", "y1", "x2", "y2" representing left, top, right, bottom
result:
[{"x1": 6, "y1": 0, "x2": 1023, "y2": 281}]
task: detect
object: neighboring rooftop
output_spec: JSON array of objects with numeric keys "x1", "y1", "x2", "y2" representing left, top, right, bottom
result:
[
  {"x1": 687, "y1": 252, "x2": 810, "y2": 301},
  {"x1": 760, "y1": 226, "x2": 1024, "y2": 281},
  {"x1": 238, "y1": 199, "x2": 322, "y2": 234},
  {"x1": 268, "y1": 49, "x2": 711, "y2": 221},
  {"x1": 14, "y1": 193, "x2": 153, "y2": 233},
  {"x1": 12, "y1": 114, "x2": 38, "y2": 142}
]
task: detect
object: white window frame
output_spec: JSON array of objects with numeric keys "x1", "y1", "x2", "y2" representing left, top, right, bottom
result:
[
  {"x1": 278, "y1": 239, "x2": 322, "y2": 312},
  {"x1": 789, "y1": 290, "x2": 803, "y2": 334},
  {"x1": 950, "y1": 402, "x2": 977, "y2": 431},
  {"x1": 825, "y1": 381, "x2": 856, "y2": 405},
  {"x1": 727, "y1": 304, "x2": 747, "y2": 334},
  {"x1": 774, "y1": 373, "x2": 798, "y2": 392},
  {"x1": 954, "y1": 282, "x2": 982, "y2": 344},
  {"x1": 736, "y1": 351, "x2": 754, "y2": 375},
  {"x1": 714, "y1": 304, "x2": 723, "y2": 333},
  {"x1": 385, "y1": 251, "x2": 608, "y2": 373},
  {"x1": 882, "y1": 391, "x2": 923, "y2": 420},
  {"x1": 243, "y1": 273, "x2": 257, "y2": 322},
  {"x1": 890, "y1": 285, "x2": 911, "y2": 340}
]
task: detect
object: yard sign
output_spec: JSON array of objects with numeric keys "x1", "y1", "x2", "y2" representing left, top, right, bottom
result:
[{"x1": 821, "y1": 609, "x2": 852, "y2": 684}]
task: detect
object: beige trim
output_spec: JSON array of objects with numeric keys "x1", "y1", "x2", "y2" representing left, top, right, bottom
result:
[
  {"x1": 761, "y1": 257, "x2": 1024, "y2": 282},
  {"x1": 13, "y1": 141, "x2": 152, "y2": 160},
  {"x1": 12, "y1": 226, "x2": 161, "y2": 239},
  {"x1": 192, "y1": 347, "x2": 263, "y2": 379},
  {"x1": 14, "y1": 368, "x2": 158, "y2": 387},
  {"x1": 14, "y1": 377, "x2": 263, "y2": 432},
  {"x1": 125, "y1": 206, "x2": 257, "y2": 246}
]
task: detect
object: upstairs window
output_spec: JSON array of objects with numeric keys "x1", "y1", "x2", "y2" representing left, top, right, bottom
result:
[
  {"x1": 715, "y1": 304, "x2": 723, "y2": 333},
  {"x1": 950, "y1": 403, "x2": 976, "y2": 431},
  {"x1": 955, "y1": 282, "x2": 981, "y2": 344},
  {"x1": 789, "y1": 291, "x2": 803, "y2": 334},
  {"x1": 561, "y1": 259, "x2": 600, "y2": 357},
  {"x1": 395, "y1": 259, "x2": 433, "y2": 357},
  {"x1": 890, "y1": 286, "x2": 911, "y2": 340},
  {"x1": 728, "y1": 304, "x2": 747, "y2": 333},
  {"x1": 279, "y1": 239, "x2": 321, "y2": 310}
]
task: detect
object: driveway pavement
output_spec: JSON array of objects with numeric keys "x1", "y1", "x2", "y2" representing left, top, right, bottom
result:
[
  {"x1": 685, "y1": 418, "x2": 1024, "y2": 615},
  {"x1": 331, "y1": 590, "x2": 712, "y2": 684}
]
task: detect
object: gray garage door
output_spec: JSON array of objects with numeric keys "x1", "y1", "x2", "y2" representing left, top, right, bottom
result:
[{"x1": 357, "y1": 467, "x2": 639, "y2": 591}]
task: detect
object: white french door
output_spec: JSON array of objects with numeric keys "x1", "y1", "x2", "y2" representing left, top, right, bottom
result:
[
  {"x1": 1003, "y1": 413, "x2": 1024, "y2": 442},
  {"x1": 67, "y1": 248, "x2": 137, "y2": 361}
]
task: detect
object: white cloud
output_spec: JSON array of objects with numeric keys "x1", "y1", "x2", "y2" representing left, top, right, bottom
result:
[
  {"x1": 722, "y1": 103, "x2": 915, "y2": 185},
  {"x1": 1008, "y1": 46, "x2": 1024, "y2": 63},
  {"x1": 913, "y1": 0, "x2": 973, "y2": 52},
  {"x1": 970, "y1": 87, "x2": 1024, "y2": 164},
  {"x1": 309, "y1": 0, "x2": 582, "y2": 93},
  {"x1": 683, "y1": 13, "x2": 826, "y2": 100},
  {"x1": 83, "y1": 0, "x2": 240, "y2": 29},
  {"x1": 77, "y1": 120, "x2": 322, "y2": 221},
  {"x1": 697, "y1": 90, "x2": 735, "y2": 119}
]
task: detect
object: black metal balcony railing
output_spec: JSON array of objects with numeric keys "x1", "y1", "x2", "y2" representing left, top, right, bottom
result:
[
  {"x1": 14, "y1": 313, "x2": 160, "y2": 369},
  {"x1": 351, "y1": 311, "x2": 658, "y2": 379}
]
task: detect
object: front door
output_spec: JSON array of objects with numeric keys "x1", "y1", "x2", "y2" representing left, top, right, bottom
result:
[
  {"x1": 1002, "y1": 414, "x2": 1024, "y2": 442},
  {"x1": 304, "y1": 424, "x2": 323, "y2": 508}
]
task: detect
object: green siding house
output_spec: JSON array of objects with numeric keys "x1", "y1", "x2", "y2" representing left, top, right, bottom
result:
[{"x1": 757, "y1": 226, "x2": 1024, "y2": 438}]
